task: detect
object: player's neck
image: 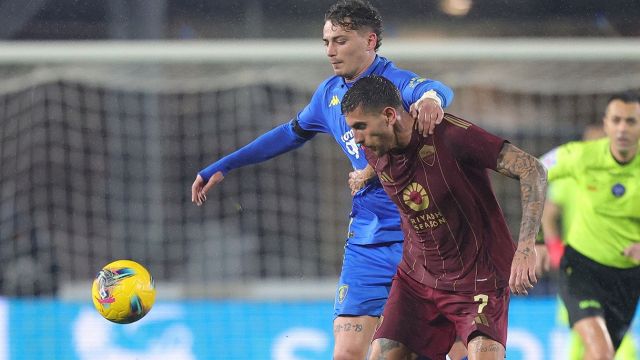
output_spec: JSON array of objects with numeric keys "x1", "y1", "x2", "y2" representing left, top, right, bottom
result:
[
  {"x1": 393, "y1": 112, "x2": 414, "y2": 150},
  {"x1": 610, "y1": 145, "x2": 637, "y2": 164},
  {"x1": 343, "y1": 55, "x2": 376, "y2": 83}
]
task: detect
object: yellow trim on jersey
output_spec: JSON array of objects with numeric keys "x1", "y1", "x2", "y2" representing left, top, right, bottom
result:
[{"x1": 444, "y1": 114, "x2": 471, "y2": 129}]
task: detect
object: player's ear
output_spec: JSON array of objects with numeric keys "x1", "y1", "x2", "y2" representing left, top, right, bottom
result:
[
  {"x1": 366, "y1": 32, "x2": 377, "y2": 51},
  {"x1": 384, "y1": 107, "x2": 397, "y2": 126}
]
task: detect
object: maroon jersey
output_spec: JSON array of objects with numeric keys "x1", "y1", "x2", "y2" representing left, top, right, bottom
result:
[{"x1": 364, "y1": 114, "x2": 515, "y2": 292}]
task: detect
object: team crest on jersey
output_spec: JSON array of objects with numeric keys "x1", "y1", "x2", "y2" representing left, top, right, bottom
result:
[
  {"x1": 419, "y1": 145, "x2": 435, "y2": 166},
  {"x1": 338, "y1": 285, "x2": 349, "y2": 304},
  {"x1": 329, "y1": 95, "x2": 340, "y2": 107},
  {"x1": 403, "y1": 182, "x2": 429, "y2": 211}
]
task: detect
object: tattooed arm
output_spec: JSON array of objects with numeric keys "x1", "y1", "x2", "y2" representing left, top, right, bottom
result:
[{"x1": 496, "y1": 143, "x2": 548, "y2": 296}]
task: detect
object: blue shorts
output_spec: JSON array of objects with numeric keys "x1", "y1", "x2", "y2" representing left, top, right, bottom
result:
[{"x1": 334, "y1": 240, "x2": 403, "y2": 318}]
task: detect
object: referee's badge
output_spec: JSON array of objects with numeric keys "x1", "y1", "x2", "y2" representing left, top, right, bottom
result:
[
  {"x1": 612, "y1": 183, "x2": 626, "y2": 197},
  {"x1": 338, "y1": 285, "x2": 349, "y2": 304}
]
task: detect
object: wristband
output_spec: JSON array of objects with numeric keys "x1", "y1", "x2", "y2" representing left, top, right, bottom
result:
[{"x1": 418, "y1": 90, "x2": 442, "y2": 107}]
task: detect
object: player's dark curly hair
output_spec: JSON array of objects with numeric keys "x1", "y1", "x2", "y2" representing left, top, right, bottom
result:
[
  {"x1": 325, "y1": 0, "x2": 383, "y2": 51},
  {"x1": 341, "y1": 75, "x2": 401, "y2": 115}
]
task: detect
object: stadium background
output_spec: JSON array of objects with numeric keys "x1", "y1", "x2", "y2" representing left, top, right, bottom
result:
[{"x1": 0, "y1": 1, "x2": 639, "y2": 359}]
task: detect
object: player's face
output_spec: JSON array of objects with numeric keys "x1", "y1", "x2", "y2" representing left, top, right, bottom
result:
[
  {"x1": 346, "y1": 106, "x2": 396, "y2": 156},
  {"x1": 323, "y1": 20, "x2": 377, "y2": 81},
  {"x1": 603, "y1": 100, "x2": 640, "y2": 158}
]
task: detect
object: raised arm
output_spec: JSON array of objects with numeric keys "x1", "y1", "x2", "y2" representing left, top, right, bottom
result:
[
  {"x1": 192, "y1": 120, "x2": 314, "y2": 205},
  {"x1": 495, "y1": 143, "x2": 548, "y2": 295}
]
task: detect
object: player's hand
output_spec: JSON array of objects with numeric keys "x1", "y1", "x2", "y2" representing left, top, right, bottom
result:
[
  {"x1": 409, "y1": 98, "x2": 444, "y2": 136},
  {"x1": 509, "y1": 243, "x2": 538, "y2": 296},
  {"x1": 534, "y1": 244, "x2": 550, "y2": 277},
  {"x1": 623, "y1": 243, "x2": 640, "y2": 261},
  {"x1": 191, "y1": 171, "x2": 224, "y2": 206},
  {"x1": 348, "y1": 169, "x2": 369, "y2": 195}
]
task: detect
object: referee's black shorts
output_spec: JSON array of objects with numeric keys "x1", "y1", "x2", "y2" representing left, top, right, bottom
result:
[{"x1": 559, "y1": 245, "x2": 640, "y2": 349}]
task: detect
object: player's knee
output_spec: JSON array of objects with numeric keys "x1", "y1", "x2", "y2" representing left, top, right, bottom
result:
[
  {"x1": 583, "y1": 346, "x2": 614, "y2": 360},
  {"x1": 333, "y1": 346, "x2": 367, "y2": 360}
]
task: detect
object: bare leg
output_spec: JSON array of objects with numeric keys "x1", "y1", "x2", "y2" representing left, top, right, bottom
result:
[
  {"x1": 333, "y1": 315, "x2": 379, "y2": 360},
  {"x1": 467, "y1": 335, "x2": 505, "y2": 360},
  {"x1": 447, "y1": 339, "x2": 468, "y2": 360},
  {"x1": 368, "y1": 338, "x2": 418, "y2": 360},
  {"x1": 573, "y1": 316, "x2": 615, "y2": 360}
]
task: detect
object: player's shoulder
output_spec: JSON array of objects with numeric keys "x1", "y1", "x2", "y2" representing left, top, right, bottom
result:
[
  {"x1": 315, "y1": 75, "x2": 342, "y2": 92},
  {"x1": 376, "y1": 56, "x2": 419, "y2": 83}
]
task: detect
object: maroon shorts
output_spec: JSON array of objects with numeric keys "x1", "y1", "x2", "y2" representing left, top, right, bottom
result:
[{"x1": 373, "y1": 271, "x2": 510, "y2": 360}]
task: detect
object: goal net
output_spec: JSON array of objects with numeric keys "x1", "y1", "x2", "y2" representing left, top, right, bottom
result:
[{"x1": 0, "y1": 39, "x2": 639, "y2": 297}]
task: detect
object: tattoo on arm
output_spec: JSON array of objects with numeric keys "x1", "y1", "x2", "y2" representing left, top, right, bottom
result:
[{"x1": 496, "y1": 143, "x2": 548, "y2": 249}]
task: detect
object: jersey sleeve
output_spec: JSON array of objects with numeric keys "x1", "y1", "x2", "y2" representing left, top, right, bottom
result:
[
  {"x1": 388, "y1": 68, "x2": 454, "y2": 109},
  {"x1": 439, "y1": 115, "x2": 506, "y2": 170},
  {"x1": 295, "y1": 81, "x2": 331, "y2": 133},
  {"x1": 540, "y1": 142, "x2": 581, "y2": 182},
  {"x1": 198, "y1": 121, "x2": 309, "y2": 181}
]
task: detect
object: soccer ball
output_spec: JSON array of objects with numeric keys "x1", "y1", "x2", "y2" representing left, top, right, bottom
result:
[{"x1": 91, "y1": 259, "x2": 156, "y2": 324}]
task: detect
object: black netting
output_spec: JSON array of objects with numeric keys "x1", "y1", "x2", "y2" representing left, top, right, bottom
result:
[{"x1": 0, "y1": 67, "x2": 638, "y2": 296}]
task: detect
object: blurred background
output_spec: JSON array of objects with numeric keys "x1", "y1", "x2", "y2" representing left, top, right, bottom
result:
[{"x1": 0, "y1": 0, "x2": 639, "y2": 359}]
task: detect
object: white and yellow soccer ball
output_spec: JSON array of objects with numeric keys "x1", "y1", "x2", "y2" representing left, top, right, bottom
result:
[{"x1": 91, "y1": 259, "x2": 156, "y2": 324}]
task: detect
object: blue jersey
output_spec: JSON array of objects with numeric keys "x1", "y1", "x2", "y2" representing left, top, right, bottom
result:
[
  {"x1": 199, "y1": 55, "x2": 453, "y2": 245},
  {"x1": 297, "y1": 55, "x2": 453, "y2": 244}
]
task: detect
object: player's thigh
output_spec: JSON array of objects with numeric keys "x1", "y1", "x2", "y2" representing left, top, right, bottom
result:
[
  {"x1": 368, "y1": 338, "x2": 419, "y2": 360},
  {"x1": 439, "y1": 287, "x2": 510, "y2": 350},
  {"x1": 334, "y1": 241, "x2": 402, "y2": 318},
  {"x1": 558, "y1": 247, "x2": 606, "y2": 326},
  {"x1": 466, "y1": 335, "x2": 505, "y2": 360},
  {"x1": 333, "y1": 315, "x2": 379, "y2": 359},
  {"x1": 374, "y1": 274, "x2": 456, "y2": 359}
]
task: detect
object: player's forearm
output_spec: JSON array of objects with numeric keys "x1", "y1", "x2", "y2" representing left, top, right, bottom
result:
[
  {"x1": 496, "y1": 144, "x2": 548, "y2": 248},
  {"x1": 198, "y1": 121, "x2": 309, "y2": 181}
]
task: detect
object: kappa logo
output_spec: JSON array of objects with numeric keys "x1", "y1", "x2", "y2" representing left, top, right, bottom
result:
[
  {"x1": 329, "y1": 95, "x2": 340, "y2": 107},
  {"x1": 338, "y1": 285, "x2": 349, "y2": 304},
  {"x1": 403, "y1": 182, "x2": 429, "y2": 211}
]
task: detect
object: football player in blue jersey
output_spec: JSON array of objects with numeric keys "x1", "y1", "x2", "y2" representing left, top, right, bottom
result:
[{"x1": 192, "y1": 1, "x2": 456, "y2": 359}]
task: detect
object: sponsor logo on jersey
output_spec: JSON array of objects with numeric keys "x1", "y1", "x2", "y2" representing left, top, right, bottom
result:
[
  {"x1": 341, "y1": 129, "x2": 360, "y2": 159},
  {"x1": 329, "y1": 95, "x2": 340, "y2": 107},
  {"x1": 403, "y1": 182, "x2": 429, "y2": 211}
]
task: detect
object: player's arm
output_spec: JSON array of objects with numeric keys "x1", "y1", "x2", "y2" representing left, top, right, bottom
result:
[
  {"x1": 398, "y1": 75, "x2": 454, "y2": 136},
  {"x1": 495, "y1": 143, "x2": 548, "y2": 295},
  {"x1": 192, "y1": 120, "x2": 315, "y2": 205},
  {"x1": 348, "y1": 164, "x2": 376, "y2": 195}
]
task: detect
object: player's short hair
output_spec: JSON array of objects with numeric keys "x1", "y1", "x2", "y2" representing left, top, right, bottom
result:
[
  {"x1": 325, "y1": 0, "x2": 383, "y2": 51},
  {"x1": 608, "y1": 91, "x2": 640, "y2": 105},
  {"x1": 341, "y1": 75, "x2": 402, "y2": 115}
]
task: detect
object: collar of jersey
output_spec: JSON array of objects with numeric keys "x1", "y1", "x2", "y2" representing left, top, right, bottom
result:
[{"x1": 341, "y1": 55, "x2": 384, "y2": 88}]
